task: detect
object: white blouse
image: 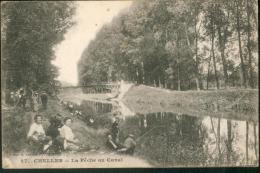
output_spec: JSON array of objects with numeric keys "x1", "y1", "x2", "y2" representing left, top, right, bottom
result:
[
  {"x1": 59, "y1": 125, "x2": 75, "y2": 149},
  {"x1": 27, "y1": 123, "x2": 45, "y2": 139}
]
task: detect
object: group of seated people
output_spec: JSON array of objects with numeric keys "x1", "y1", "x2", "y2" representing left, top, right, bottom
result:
[
  {"x1": 106, "y1": 117, "x2": 136, "y2": 155},
  {"x1": 27, "y1": 114, "x2": 137, "y2": 155},
  {"x1": 27, "y1": 114, "x2": 81, "y2": 154}
]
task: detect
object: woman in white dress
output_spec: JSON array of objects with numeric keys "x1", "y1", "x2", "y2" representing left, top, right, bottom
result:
[{"x1": 59, "y1": 117, "x2": 80, "y2": 151}]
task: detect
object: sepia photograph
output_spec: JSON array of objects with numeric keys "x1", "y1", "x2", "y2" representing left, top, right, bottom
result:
[{"x1": 1, "y1": 0, "x2": 259, "y2": 169}]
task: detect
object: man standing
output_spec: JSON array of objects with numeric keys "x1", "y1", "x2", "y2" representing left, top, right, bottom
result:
[
  {"x1": 17, "y1": 89, "x2": 26, "y2": 109},
  {"x1": 32, "y1": 92, "x2": 40, "y2": 112},
  {"x1": 26, "y1": 87, "x2": 34, "y2": 111},
  {"x1": 40, "y1": 91, "x2": 48, "y2": 110},
  {"x1": 10, "y1": 91, "x2": 16, "y2": 106}
]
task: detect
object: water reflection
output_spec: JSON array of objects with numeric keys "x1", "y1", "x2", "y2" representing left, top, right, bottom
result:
[
  {"x1": 77, "y1": 100, "x2": 258, "y2": 167},
  {"x1": 80, "y1": 100, "x2": 113, "y2": 115}
]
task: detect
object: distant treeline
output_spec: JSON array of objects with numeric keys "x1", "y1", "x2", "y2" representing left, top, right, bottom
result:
[
  {"x1": 78, "y1": 0, "x2": 258, "y2": 90},
  {"x1": 1, "y1": 2, "x2": 75, "y2": 94}
]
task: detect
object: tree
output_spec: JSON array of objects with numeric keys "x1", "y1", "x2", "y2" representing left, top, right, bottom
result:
[
  {"x1": 204, "y1": 2, "x2": 220, "y2": 89},
  {"x1": 234, "y1": 0, "x2": 247, "y2": 88},
  {"x1": 192, "y1": 1, "x2": 204, "y2": 90},
  {"x1": 78, "y1": 0, "x2": 258, "y2": 90},
  {"x1": 245, "y1": 0, "x2": 257, "y2": 88},
  {"x1": 215, "y1": 1, "x2": 232, "y2": 88},
  {"x1": 2, "y1": 1, "x2": 75, "y2": 94}
]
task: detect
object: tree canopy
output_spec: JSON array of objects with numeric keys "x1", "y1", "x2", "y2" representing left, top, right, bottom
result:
[
  {"x1": 1, "y1": 1, "x2": 75, "y2": 93},
  {"x1": 78, "y1": 0, "x2": 258, "y2": 90}
]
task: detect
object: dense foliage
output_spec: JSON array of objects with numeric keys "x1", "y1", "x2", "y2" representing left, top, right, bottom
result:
[
  {"x1": 78, "y1": 0, "x2": 258, "y2": 90},
  {"x1": 1, "y1": 1, "x2": 75, "y2": 93}
]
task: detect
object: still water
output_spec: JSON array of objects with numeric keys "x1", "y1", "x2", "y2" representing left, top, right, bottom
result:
[{"x1": 72, "y1": 99, "x2": 258, "y2": 167}]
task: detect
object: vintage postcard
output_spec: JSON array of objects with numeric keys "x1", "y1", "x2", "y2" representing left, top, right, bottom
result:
[{"x1": 1, "y1": 0, "x2": 258, "y2": 168}]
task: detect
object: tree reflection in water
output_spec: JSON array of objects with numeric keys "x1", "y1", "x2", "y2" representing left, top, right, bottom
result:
[
  {"x1": 119, "y1": 112, "x2": 258, "y2": 166},
  {"x1": 120, "y1": 113, "x2": 207, "y2": 167},
  {"x1": 77, "y1": 100, "x2": 258, "y2": 167}
]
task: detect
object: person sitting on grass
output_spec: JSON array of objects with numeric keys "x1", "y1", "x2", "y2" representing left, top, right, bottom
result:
[
  {"x1": 27, "y1": 114, "x2": 52, "y2": 154},
  {"x1": 46, "y1": 116, "x2": 64, "y2": 154},
  {"x1": 59, "y1": 117, "x2": 80, "y2": 151},
  {"x1": 117, "y1": 134, "x2": 136, "y2": 155},
  {"x1": 106, "y1": 134, "x2": 119, "y2": 151}
]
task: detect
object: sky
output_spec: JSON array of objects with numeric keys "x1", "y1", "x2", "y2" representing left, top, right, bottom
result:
[{"x1": 53, "y1": 1, "x2": 132, "y2": 85}]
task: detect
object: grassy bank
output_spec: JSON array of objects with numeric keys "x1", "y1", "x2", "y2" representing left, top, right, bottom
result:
[
  {"x1": 122, "y1": 85, "x2": 258, "y2": 122},
  {"x1": 2, "y1": 98, "x2": 109, "y2": 156},
  {"x1": 2, "y1": 97, "x2": 152, "y2": 168}
]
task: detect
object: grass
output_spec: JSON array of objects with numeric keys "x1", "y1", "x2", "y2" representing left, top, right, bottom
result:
[
  {"x1": 2, "y1": 107, "x2": 31, "y2": 155},
  {"x1": 2, "y1": 96, "x2": 152, "y2": 168},
  {"x1": 2, "y1": 97, "x2": 109, "y2": 156},
  {"x1": 122, "y1": 85, "x2": 258, "y2": 122}
]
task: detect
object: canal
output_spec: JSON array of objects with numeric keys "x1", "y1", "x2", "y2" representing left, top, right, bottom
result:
[{"x1": 59, "y1": 89, "x2": 259, "y2": 167}]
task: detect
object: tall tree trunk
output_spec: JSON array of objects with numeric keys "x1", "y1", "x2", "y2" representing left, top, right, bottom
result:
[
  {"x1": 185, "y1": 22, "x2": 200, "y2": 91},
  {"x1": 141, "y1": 61, "x2": 145, "y2": 84},
  {"x1": 176, "y1": 36, "x2": 181, "y2": 91},
  {"x1": 159, "y1": 77, "x2": 162, "y2": 88},
  {"x1": 177, "y1": 64, "x2": 181, "y2": 91},
  {"x1": 135, "y1": 67, "x2": 139, "y2": 84},
  {"x1": 206, "y1": 56, "x2": 212, "y2": 90},
  {"x1": 217, "y1": 26, "x2": 229, "y2": 89},
  {"x1": 246, "y1": 0, "x2": 254, "y2": 88},
  {"x1": 235, "y1": 0, "x2": 247, "y2": 88},
  {"x1": 195, "y1": 29, "x2": 200, "y2": 91},
  {"x1": 211, "y1": 19, "x2": 220, "y2": 89},
  {"x1": 139, "y1": 66, "x2": 143, "y2": 84},
  {"x1": 194, "y1": 12, "x2": 201, "y2": 91}
]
